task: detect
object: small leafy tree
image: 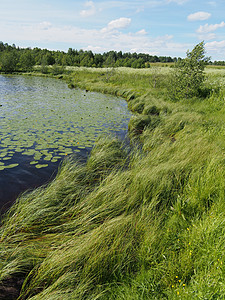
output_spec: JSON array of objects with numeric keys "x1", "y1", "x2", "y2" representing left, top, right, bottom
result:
[
  {"x1": 170, "y1": 41, "x2": 210, "y2": 99},
  {"x1": 19, "y1": 51, "x2": 35, "y2": 71},
  {"x1": 0, "y1": 51, "x2": 18, "y2": 73}
]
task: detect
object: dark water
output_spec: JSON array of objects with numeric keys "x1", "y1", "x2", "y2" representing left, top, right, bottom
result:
[
  {"x1": 0, "y1": 148, "x2": 90, "y2": 214},
  {"x1": 0, "y1": 75, "x2": 131, "y2": 213}
]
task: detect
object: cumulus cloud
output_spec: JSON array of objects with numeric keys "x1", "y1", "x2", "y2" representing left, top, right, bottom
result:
[
  {"x1": 206, "y1": 40, "x2": 225, "y2": 50},
  {"x1": 205, "y1": 40, "x2": 225, "y2": 58},
  {"x1": 101, "y1": 17, "x2": 131, "y2": 33},
  {"x1": 196, "y1": 21, "x2": 225, "y2": 33},
  {"x1": 80, "y1": 1, "x2": 96, "y2": 17},
  {"x1": 2, "y1": 19, "x2": 188, "y2": 57},
  {"x1": 107, "y1": 17, "x2": 131, "y2": 30},
  {"x1": 187, "y1": 11, "x2": 211, "y2": 21}
]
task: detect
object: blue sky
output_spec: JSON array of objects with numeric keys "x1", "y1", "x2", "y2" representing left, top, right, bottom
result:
[{"x1": 1, "y1": 0, "x2": 225, "y2": 60}]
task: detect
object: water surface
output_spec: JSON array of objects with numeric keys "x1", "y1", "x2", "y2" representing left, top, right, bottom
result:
[{"x1": 0, "y1": 75, "x2": 131, "y2": 212}]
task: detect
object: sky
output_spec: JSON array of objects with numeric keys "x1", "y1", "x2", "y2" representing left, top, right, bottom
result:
[{"x1": 0, "y1": 0, "x2": 225, "y2": 60}]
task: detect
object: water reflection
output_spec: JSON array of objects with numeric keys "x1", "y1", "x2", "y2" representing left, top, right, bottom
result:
[{"x1": 0, "y1": 75, "x2": 131, "y2": 212}]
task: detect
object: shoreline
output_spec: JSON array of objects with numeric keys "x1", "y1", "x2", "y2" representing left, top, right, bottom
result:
[{"x1": 0, "y1": 66, "x2": 225, "y2": 299}]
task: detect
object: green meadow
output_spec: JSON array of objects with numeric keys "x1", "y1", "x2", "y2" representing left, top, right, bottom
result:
[{"x1": 0, "y1": 63, "x2": 225, "y2": 299}]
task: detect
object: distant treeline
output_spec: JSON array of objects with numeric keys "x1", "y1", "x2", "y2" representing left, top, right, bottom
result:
[
  {"x1": 213, "y1": 61, "x2": 225, "y2": 66},
  {"x1": 0, "y1": 41, "x2": 223, "y2": 73}
]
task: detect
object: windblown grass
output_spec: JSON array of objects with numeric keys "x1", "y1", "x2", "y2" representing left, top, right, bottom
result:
[{"x1": 0, "y1": 66, "x2": 225, "y2": 299}]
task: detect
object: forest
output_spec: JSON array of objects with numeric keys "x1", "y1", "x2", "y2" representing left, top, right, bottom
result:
[
  {"x1": 0, "y1": 41, "x2": 180, "y2": 73},
  {"x1": 0, "y1": 41, "x2": 190, "y2": 73},
  {"x1": 1, "y1": 42, "x2": 224, "y2": 74}
]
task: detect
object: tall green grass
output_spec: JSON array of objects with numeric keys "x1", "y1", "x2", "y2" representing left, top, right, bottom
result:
[{"x1": 0, "y1": 66, "x2": 225, "y2": 299}]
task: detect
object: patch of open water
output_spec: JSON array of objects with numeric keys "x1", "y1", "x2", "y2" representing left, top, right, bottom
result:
[{"x1": 0, "y1": 75, "x2": 131, "y2": 213}]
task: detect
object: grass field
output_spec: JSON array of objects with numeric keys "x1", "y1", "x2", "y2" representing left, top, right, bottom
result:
[{"x1": 0, "y1": 65, "x2": 225, "y2": 299}]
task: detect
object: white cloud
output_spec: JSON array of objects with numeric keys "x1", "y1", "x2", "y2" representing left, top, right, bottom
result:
[
  {"x1": 0, "y1": 19, "x2": 187, "y2": 57},
  {"x1": 197, "y1": 33, "x2": 216, "y2": 41},
  {"x1": 166, "y1": 0, "x2": 189, "y2": 4},
  {"x1": 80, "y1": 1, "x2": 96, "y2": 17},
  {"x1": 196, "y1": 21, "x2": 225, "y2": 33},
  {"x1": 101, "y1": 18, "x2": 131, "y2": 33},
  {"x1": 205, "y1": 40, "x2": 225, "y2": 59},
  {"x1": 136, "y1": 29, "x2": 147, "y2": 36},
  {"x1": 84, "y1": 32, "x2": 186, "y2": 57},
  {"x1": 187, "y1": 11, "x2": 211, "y2": 21},
  {"x1": 85, "y1": 45, "x2": 103, "y2": 52},
  {"x1": 206, "y1": 40, "x2": 225, "y2": 51},
  {"x1": 38, "y1": 21, "x2": 52, "y2": 30},
  {"x1": 107, "y1": 17, "x2": 131, "y2": 30}
]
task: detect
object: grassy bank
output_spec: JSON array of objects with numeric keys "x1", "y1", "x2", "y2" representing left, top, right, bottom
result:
[{"x1": 0, "y1": 66, "x2": 225, "y2": 299}]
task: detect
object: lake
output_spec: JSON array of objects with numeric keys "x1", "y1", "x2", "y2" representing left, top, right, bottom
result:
[{"x1": 0, "y1": 75, "x2": 131, "y2": 212}]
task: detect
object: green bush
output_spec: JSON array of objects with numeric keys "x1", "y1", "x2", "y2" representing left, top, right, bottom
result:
[{"x1": 169, "y1": 42, "x2": 209, "y2": 100}]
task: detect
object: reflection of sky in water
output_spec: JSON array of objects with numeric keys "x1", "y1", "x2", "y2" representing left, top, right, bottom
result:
[
  {"x1": 0, "y1": 75, "x2": 131, "y2": 211},
  {"x1": 0, "y1": 75, "x2": 131, "y2": 166}
]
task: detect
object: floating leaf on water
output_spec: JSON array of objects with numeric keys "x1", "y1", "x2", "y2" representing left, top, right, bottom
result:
[
  {"x1": 41, "y1": 150, "x2": 49, "y2": 155},
  {"x1": 34, "y1": 155, "x2": 42, "y2": 161},
  {"x1": 8, "y1": 146, "x2": 16, "y2": 150},
  {"x1": 22, "y1": 150, "x2": 36, "y2": 156},
  {"x1": 3, "y1": 157, "x2": 11, "y2": 161},
  {"x1": 35, "y1": 145, "x2": 44, "y2": 150},
  {"x1": 58, "y1": 146, "x2": 66, "y2": 151},
  {"x1": 14, "y1": 145, "x2": 23, "y2": 151},
  {"x1": 53, "y1": 156, "x2": 61, "y2": 159},
  {"x1": 30, "y1": 161, "x2": 38, "y2": 165},
  {"x1": 0, "y1": 75, "x2": 131, "y2": 168},
  {"x1": 51, "y1": 158, "x2": 58, "y2": 163},
  {"x1": 5, "y1": 163, "x2": 19, "y2": 169},
  {"x1": 65, "y1": 148, "x2": 73, "y2": 154},
  {"x1": 43, "y1": 156, "x2": 52, "y2": 161},
  {"x1": 35, "y1": 164, "x2": 48, "y2": 169},
  {"x1": 0, "y1": 166, "x2": 5, "y2": 171}
]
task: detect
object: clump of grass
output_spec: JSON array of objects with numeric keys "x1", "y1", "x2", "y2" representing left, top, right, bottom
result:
[
  {"x1": 143, "y1": 104, "x2": 160, "y2": 115},
  {"x1": 130, "y1": 101, "x2": 145, "y2": 113},
  {"x1": 128, "y1": 113, "x2": 162, "y2": 139}
]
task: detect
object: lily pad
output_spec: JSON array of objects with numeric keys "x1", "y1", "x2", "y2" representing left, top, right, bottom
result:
[
  {"x1": 5, "y1": 163, "x2": 19, "y2": 169},
  {"x1": 43, "y1": 156, "x2": 52, "y2": 161},
  {"x1": 51, "y1": 158, "x2": 58, "y2": 163},
  {"x1": 0, "y1": 75, "x2": 131, "y2": 169},
  {"x1": 35, "y1": 164, "x2": 49, "y2": 169}
]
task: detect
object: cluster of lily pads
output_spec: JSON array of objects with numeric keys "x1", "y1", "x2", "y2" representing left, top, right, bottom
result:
[{"x1": 0, "y1": 75, "x2": 131, "y2": 171}]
